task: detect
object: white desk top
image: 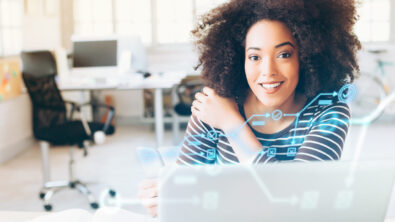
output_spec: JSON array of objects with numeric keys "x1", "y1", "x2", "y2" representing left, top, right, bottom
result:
[{"x1": 58, "y1": 72, "x2": 188, "y2": 91}]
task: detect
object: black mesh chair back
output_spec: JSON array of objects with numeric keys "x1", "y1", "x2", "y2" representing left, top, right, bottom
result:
[{"x1": 21, "y1": 51, "x2": 67, "y2": 133}]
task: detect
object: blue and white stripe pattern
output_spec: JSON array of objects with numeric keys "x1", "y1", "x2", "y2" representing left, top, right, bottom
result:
[{"x1": 177, "y1": 95, "x2": 351, "y2": 165}]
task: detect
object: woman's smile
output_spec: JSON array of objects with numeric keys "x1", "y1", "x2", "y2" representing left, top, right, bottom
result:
[{"x1": 258, "y1": 81, "x2": 284, "y2": 94}]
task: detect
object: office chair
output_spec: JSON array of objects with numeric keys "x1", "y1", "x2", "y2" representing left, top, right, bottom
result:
[
  {"x1": 172, "y1": 77, "x2": 204, "y2": 143},
  {"x1": 21, "y1": 50, "x2": 116, "y2": 211}
]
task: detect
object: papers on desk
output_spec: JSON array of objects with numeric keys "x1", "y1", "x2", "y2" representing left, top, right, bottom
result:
[
  {"x1": 58, "y1": 76, "x2": 119, "y2": 90},
  {"x1": 28, "y1": 207, "x2": 157, "y2": 222},
  {"x1": 117, "y1": 73, "x2": 184, "y2": 89}
]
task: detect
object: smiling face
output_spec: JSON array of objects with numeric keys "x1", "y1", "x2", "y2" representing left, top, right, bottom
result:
[{"x1": 244, "y1": 19, "x2": 299, "y2": 109}]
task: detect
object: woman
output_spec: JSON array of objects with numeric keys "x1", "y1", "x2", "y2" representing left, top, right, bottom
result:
[{"x1": 139, "y1": 0, "x2": 361, "y2": 217}]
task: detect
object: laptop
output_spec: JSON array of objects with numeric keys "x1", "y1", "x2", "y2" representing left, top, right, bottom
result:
[{"x1": 158, "y1": 161, "x2": 395, "y2": 222}]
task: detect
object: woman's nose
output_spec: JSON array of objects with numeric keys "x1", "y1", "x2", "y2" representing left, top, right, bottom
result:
[{"x1": 259, "y1": 57, "x2": 276, "y2": 77}]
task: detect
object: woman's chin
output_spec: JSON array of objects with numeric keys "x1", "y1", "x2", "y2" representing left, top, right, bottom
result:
[{"x1": 256, "y1": 97, "x2": 284, "y2": 109}]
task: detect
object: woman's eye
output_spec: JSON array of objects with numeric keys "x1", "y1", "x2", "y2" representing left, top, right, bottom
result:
[
  {"x1": 249, "y1": 55, "x2": 259, "y2": 61},
  {"x1": 279, "y1": 52, "x2": 292, "y2": 58}
]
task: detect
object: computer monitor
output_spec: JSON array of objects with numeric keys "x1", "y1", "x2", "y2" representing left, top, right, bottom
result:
[
  {"x1": 73, "y1": 39, "x2": 117, "y2": 67},
  {"x1": 71, "y1": 35, "x2": 148, "y2": 73}
]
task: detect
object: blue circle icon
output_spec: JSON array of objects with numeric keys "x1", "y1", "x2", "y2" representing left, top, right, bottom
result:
[
  {"x1": 338, "y1": 84, "x2": 357, "y2": 103},
  {"x1": 271, "y1": 109, "x2": 283, "y2": 121},
  {"x1": 206, "y1": 130, "x2": 219, "y2": 141}
]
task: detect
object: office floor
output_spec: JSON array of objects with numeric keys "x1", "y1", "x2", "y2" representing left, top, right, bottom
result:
[{"x1": 0, "y1": 121, "x2": 395, "y2": 218}]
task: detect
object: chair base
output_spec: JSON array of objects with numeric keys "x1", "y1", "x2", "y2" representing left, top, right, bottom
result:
[
  {"x1": 38, "y1": 141, "x2": 111, "y2": 211},
  {"x1": 39, "y1": 179, "x2": 99, "y2": 211}
]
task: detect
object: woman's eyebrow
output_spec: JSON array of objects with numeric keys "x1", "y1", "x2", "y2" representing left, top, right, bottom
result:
[
  {"x1": 275, "y1": 41, "x2": 295, "y2": 49},
  {"x1": 246, "y1": 47, "x2": 261, "y2": 51},
  {"x1": 246, "y1": 42, "x2": 295, "y2": 52}
]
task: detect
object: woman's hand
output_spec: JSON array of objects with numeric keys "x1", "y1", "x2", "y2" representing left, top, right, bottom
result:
[
  {"x1": 137, "y1": 179, "x2": 158, "y2": 217},
  {"x1": 192, "y1": 87, "x2": 243, "y2": 131}
]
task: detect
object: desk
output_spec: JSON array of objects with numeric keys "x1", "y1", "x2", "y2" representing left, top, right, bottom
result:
[{"x1": 58, "y1": 72, "x2": 187, "y2": 147}]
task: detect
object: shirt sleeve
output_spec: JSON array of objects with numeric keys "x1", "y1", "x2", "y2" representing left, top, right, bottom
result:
[
  {"x1": 293, "y1": 102, "x2": 351, "y2": 162},
  {"x1": 176, "y1": 114, "x2": 219, "y2": 165}
]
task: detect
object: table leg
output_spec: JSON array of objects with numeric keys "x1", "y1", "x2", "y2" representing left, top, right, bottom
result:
[
  {"x1": 79, "y1": 90, "x2": 92, "y2": 121},
  {"x1": 154, "y1": 88, "x2": 164, "y2": 147},
  {"x1": 171, "y1": 86, "x2": 180, "y2": 144}
]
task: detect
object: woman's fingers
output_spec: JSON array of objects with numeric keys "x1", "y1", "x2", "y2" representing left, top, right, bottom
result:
[
  {"x1": 141, "y1": 196, "x2": 158, "y2": 208},
  {"x1": 192, "y1": 100, "x2": 202, "y2": 111},
  {"x1": 147, "y1": 206, "x2": 158, "y2": 217},
  {"x1": 138, "y1": 179, "x2": 157, "y2": 190},
  {"x1": 138, "y1": 179, "x2": 158, "y2": 191},
  {"x1": 138, "y1": 186, "x2": 158, "y2": 199},
  {"x1": 202, "y1": 87, "x2": 215, "y2": 96},
  {"x1": 191, "y1": 106, "x2": 199, "y2": 117},
  {"x1": 195, "y1": 92, "x2": 207, "y2": 102},
  {"x1": 137, "y1": 179, "x2": 159, "y2": 217},
  {"x1": 142, "y1": 197, "x2": 158, "y2": 217}
]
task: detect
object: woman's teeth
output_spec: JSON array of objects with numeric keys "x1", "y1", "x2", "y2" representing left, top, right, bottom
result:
[{"x1": 260, "y1": 82, "x2": 282, "y2": 89}]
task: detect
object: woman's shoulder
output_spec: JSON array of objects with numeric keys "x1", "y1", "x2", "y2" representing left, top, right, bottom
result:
[{"x1": 302, "y1": 94, "x2": 351, "y2": 123}]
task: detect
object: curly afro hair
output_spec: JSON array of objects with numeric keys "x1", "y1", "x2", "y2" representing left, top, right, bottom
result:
[{"x1": 192, "y1": 0, "x2": 361, "y2": 104}]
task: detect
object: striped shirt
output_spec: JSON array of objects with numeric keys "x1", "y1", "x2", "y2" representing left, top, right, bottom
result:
[{"x1": 176, "y1": 95, "x2": 351, "y2": 165}]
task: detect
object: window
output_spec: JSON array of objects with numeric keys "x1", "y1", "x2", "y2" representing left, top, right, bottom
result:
[
  {"x1": 73, "y1": 0, "x2": 227, "y2": 46},
  {"x1": 156, "y1": 0, "x2": 193, "y2": 44},
  {"x1": 355, "y1": 0, "x2": 391, "y2": 42},
  {"x1": 156, "y1": 0, "x2": 227, "y2": 44},
  {"x1": 114, "y1": 0, "x2": 151, "y2": 44},
  {"x1": 195, "y1": 0, "x2": 227, "y2": 17},
  {"x1": 0, "y1": 0, "x2": 23, "y2": 56},
  {"x1": 73, "y1": 0, "x2": 114, "y2": 36}
]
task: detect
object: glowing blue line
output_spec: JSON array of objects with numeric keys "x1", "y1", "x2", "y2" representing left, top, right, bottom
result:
[
  {"x1": 188, "y1": 141, "x2": 201, "y2": 146},
  {"x1": 232, "y1": 114, "x2": 271, "y2": 135},
  {"x1": 345, "y1": 124, "x2": 369, "y2": 187},
  {"x1": 188, "y1": 152, "x2": 205, "y2": 157},
  {"x1": 283, "y1": 113, "x2": 298, "y2": 117},
  {"x1": 297, "y1": 92, "x2": 334, "y2": 115},
  {"x1": 252, "y1": 121, "x2": 266, "y2": 126},
  {"x1": 318, "y1": 100, "x2": 332, "y2": 105},
  {"x1": 287, "y1": 92, "x2": 336, "y2": 144},
  {"x1": 249, "y1": 167, "x2": 298, "y2": 204},
  {"x1": 291, "y1": 114, "x2": 300, "y2": 145}
]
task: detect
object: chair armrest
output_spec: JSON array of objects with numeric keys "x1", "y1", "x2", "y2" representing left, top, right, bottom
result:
[
  {"x1": 64, "y1": 101, "x2": 79, "y2": 120},
  {"x1": 68, "y1": 101, "x2": 115, "y2": 133},
  {"x1": 76, "y1": 102, "x2": 114, "y2": 111}
]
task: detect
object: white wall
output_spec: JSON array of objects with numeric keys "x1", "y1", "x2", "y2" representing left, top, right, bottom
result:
[
  {"x1": 0, "y1": 95, "x2": 34, "y2": 163},
  {"x1": 147, "y1": 44, "x2": 199, "y2": 73}
]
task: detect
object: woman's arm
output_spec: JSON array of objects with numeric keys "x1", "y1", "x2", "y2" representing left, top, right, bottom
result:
[
  {"x1": 176, "y1": 114, "x2": 219, "y2": 165},
  {"x1": 220, "y1": 115, "x2": 263, "y2": 163},
  {"x1": 191, "y1": 87, "x2": 263, "y2": 164}
]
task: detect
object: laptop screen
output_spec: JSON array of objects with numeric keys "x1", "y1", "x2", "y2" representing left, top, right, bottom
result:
[{"x1": 72, "y1": 40, "x2": 117, "y2": 67}]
